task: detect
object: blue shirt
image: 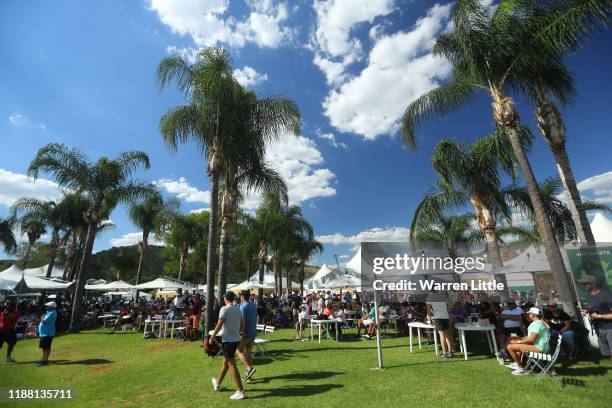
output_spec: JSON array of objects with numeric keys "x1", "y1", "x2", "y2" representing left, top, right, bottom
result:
[
  {"x1": 240, "y1": 301, "x2": 258, "y2": 338},
  {"x1": 39, "y1": 310, "x2": 57, "y2": 337}
]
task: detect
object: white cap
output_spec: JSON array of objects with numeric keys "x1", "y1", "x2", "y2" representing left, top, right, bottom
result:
[
  {"x1": 528, "y1": 307, "x2": 541, "y2": 316},
  {"x1": 45, "y1": 301, "x2": 57, "y2": 308}
]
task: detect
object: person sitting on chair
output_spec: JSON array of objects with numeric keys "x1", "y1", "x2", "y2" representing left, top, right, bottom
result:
[
  {"x1": 543, "y1": 301, "x2": 576, "y2": 359},
  {"x1": 506, "y1": 307, "x2": 550, "y2": 376}
]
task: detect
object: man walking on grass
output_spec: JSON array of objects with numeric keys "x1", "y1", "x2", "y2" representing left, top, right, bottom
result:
[
  {"x1": 210, "y1": 292, "x2": 245, "y2": 400},
  {"x1": 237, "y1": 290, "x2": 257, "y2": 382}
]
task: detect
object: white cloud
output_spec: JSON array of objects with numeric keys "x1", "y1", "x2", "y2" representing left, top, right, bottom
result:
[
  {"x1": 110, "y1": 232, "x2": 164, "y2": 248},
  {"x1": 576, "y1": 171, "x2": 612, "y2": 204},
  {"x1": 8, "y1": 113, "x2": 46, "y2": 131},
  {"x1": 154, "y1": 177, "x2": 210, "y2": 203},
  {"x1": 149, "y1": 0, "x2": 293, "y2": 49},
  {"x1": 321, "y1": 3, "x2": 452, "y2": 139},
  {"x1": 189, "y1": 207, "x2": 210, "y2": 214},
  {"x1": 233, "y1": 66, "x2": 268, "y2": 86},
  {"x1": 165, "y1": 45, "x2": 202, "y2": 64},
  {"x1": 0, "y1": 168, "x2": 62, "y2": 207},
  {"x1": 318, "y1": 132, "x2": 347, "y2": 149},
  {"x1": 264, "y1": 134, "x2": 336, "y2": 205},
  {"x1": 312, "y1": 0, "x2": 396, "y2": 85},
  {"x1": 317, "y1": 226, "x2": 410, "y2": 250}
]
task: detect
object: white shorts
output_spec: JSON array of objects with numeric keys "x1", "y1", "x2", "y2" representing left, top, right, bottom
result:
[{"x1": 362, "y1": 319, "x2": 373, "y2": 326}]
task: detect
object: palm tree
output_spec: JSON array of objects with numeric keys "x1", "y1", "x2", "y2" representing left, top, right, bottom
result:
[
  {"x1": 412, "y1": 130, "x2": 528, "y2": 286},
  {"x1": 11, "y1": 193, "x2": 83, "y2": 283},
  {"x1": 218, "y1": 158, "x2": 288, "y2": 302},
  {"x1": 294, "y1": 236, "x2": 323, "y2": 295},
  {"x1": 129, "y1": 191, "x2": 178, "y2": 300},
  {"x1": 28, "y1": 143, "x2": 152, "y2": 331},
  {"x1": 412, "y1": 212, "x2": 483, "y2": 259},
  {"x1": 400, "y1": 0, "x2": 607, "y2": 315},
  {"x1": 0, "y1": 217, "x2": 17, "y2": 254},
  {"x1": 512, "y1": 0, "x2": 610, "y2": 246},
  {"x1": 502, "y1": 177, "x2": 611, "y2": 245},
  {"x1": 16, "y1": 216, "x2": 46, "y2": 269},
  {"x1": 157, "y1": 48, "x2": 300, "y2": 331}
]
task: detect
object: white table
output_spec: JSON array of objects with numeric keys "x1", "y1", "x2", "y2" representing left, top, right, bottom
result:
[
  {"x1": 143, "y1": 319, "x2": 162, "y2": 338},
  {"x1": 98, "y1": 314, "x2": 116, "y2": 328},
  {"x1": 310, "y1": 319, "x2": 340, "y2": 343},
  {"x1": 163, "y1": 320, "x2": 185, "y2": 339},
  {"x1": 408, "y1": 322, "x2": 439, "y2": 355},
  {"x1": 454, "y1": 323, "x2": 498, "y2": 360}
]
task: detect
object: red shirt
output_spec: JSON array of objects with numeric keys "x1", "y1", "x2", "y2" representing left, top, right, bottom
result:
[{"x1": 0, "y1": 310, "x2": 21, "y2": 330}]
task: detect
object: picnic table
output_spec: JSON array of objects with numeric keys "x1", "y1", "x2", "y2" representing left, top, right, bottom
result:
[
  {"x1": 455, "y1": 322, "x2": 498, "y2": 360},
  {"x1": 310, "y1": 319, "x2": 341, "y2": 343},
  {"x1": 408, "y1": 321, "x2": 439, "y2": 355}
]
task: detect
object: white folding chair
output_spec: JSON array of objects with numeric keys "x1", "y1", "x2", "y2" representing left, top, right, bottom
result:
[
  {"x1": 174, "y1": 326, "x2": 186, "y2": 339},
  {"x1": 524, "y1": 334, "x2": 562, "y2": 389},
  {"x1": 254, "y1": 326, "x2": 275, "y2": 356}
]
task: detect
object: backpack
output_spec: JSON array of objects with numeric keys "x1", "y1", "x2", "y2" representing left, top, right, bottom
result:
[
  {"x1": 203, "y1": 337, "x2": 220, "y2": 357},
  {"x1": 143, "y1": 331, "x2": 156, "y2": 340}
]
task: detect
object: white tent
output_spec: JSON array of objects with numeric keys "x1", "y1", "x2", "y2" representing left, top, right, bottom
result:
[
  {"x1": 23, "y1": 264, "x2": 64, "y2": 279},
  {"x1": 247, "y1": 267, "x2": 299, "y2": 289},
  {"x1": 345, "y1": 247, "x2": 362, "y2": 275},
  {"x1": 591, "y1": 213, "x2": 612, "y2": 242},
  {"x1": 134, "y1": 277, "x2": 195, "y2": 290},
  {"x1": 231, "y1": 280, "x2": 275, "y2": 291},
  {"x1": 321, "y1": 274, "x2": 361, "y2": 289},
  {"x1": 0, "y1": 265, "x2": 23, "y2": 278},
  {"x1": 0, "y1": 274, "x2": 72, "y2": 291},
  {"x1": 86, "y1": 280, "x2": 134, "y2": 291}
]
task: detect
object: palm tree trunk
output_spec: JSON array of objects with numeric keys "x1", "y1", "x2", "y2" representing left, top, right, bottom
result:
[
  {"x1": 300, "y1": 261, "x2": 306, "y2": 296},
  {"x1": 205, "y1": 171, "x2": 220, "y2": 333},
  {"x1": 41, "y1": 228, "x2": 60, "y2": 304},
  {"x1": 69, "y1": 223, "x2": 97, "y2": 332},
  {"x1": 258, "y1": 244, "x2": 266, "y2": 303},
  {"x1": 286, "y1": 269, "x2": 292, "y2": 294},
  {"x1": 535, "y1": 91, "x2": 597, "y2": 246},
  {"x1": 63, "y1": 230, "x2": 77, "y2": 280},
  {"x1": 178, "y1": 242, "x2": 188, "y2": 281},
  {"x1": 22, "y1": 241, "x2": 33, "y2": 269},
  {"x1": 217, "y1": 214, "x2": 232, "y2": 303},
  {"x1": 135, "y1": 229, "x2": 149, "y2": 302},
  {"x1": 492, "y1": 94, "x2": 577, "y2": 316}
]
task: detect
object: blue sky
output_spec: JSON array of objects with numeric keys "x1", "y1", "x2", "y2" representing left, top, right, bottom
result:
[{"x1": 1, "y1": 0, "x2": 611, "y2": 267}]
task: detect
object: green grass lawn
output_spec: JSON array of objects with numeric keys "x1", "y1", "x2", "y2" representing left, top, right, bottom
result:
[{"x1": 1, "y1": 327, "x2": 610, "y2": 408}]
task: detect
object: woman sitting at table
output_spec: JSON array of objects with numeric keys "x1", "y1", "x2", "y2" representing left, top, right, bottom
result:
[{"x1": 111, "y1": 304, "x2": 131, "y2": 334}]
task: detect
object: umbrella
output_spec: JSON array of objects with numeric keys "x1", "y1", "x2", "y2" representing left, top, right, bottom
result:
[{"x1": 133, "y1": 277, "x2": 195, "y2": 290}]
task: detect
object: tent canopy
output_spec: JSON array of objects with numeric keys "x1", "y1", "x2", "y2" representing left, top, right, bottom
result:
[
  {"x1": 86, "y1": 280, "x2": 134, "y2": 291},
  {"x1": 321, "y1": 274, "x2": 361, "y2": 289},
  {"x1": 134, "y1": 277, "x2": 195, "y2": 290}
]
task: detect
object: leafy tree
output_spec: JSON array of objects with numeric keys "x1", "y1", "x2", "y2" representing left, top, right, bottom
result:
[{"x1": 0, "y1": 217, "x2": 17, "y2": 254}]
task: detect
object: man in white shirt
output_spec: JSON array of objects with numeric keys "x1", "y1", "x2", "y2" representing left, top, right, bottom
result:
[
  {"x1": 173, "y1": 289, "x2": 184, "y2": 309},
  {"x1": 499, "y1": 300, "x2": 525, "y2": 361},
  {"x1": 210, "y1": 292, "x2": 245, "y2": 400}
]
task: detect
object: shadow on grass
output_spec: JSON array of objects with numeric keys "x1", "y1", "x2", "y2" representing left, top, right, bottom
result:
[
  {"x1": 16, "y1": 358, "x2": 114, "y2": 366},
  {"x1": 249, "y1": 383, "x2": 343, "y2": 398},
  {"x1": 249, "y1": 370, "x2": 345, "y2": 385},
  {"x1": 556, "y1": 365, "x2": 609, "y2": 377}
]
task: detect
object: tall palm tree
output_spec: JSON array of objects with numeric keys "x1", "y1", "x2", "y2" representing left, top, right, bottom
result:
[
  {"x1": 28, "y1": 143, "x2": 152, "y2": 331},
  {"x1": 511, "y1": 0, "x2": 610, "y2": 246},
  {"x1": 400, "y1": 0, "x2": 607, "y2": 315},
  {"x1": 157, "y1": 48, "x2": 300, "y2": 331},
  {"x1": 0, "y1": 217, "x2": 17, "y2": 254},
  {"x1": 218, "y1": 158, "x2": 288, "y2": 302},
  {"x1": 16, "y1": 216, "x2": 46, "y2": 269},
  {"x1": 128, "y1": 191, "x2": 179, "y2": 300}
]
